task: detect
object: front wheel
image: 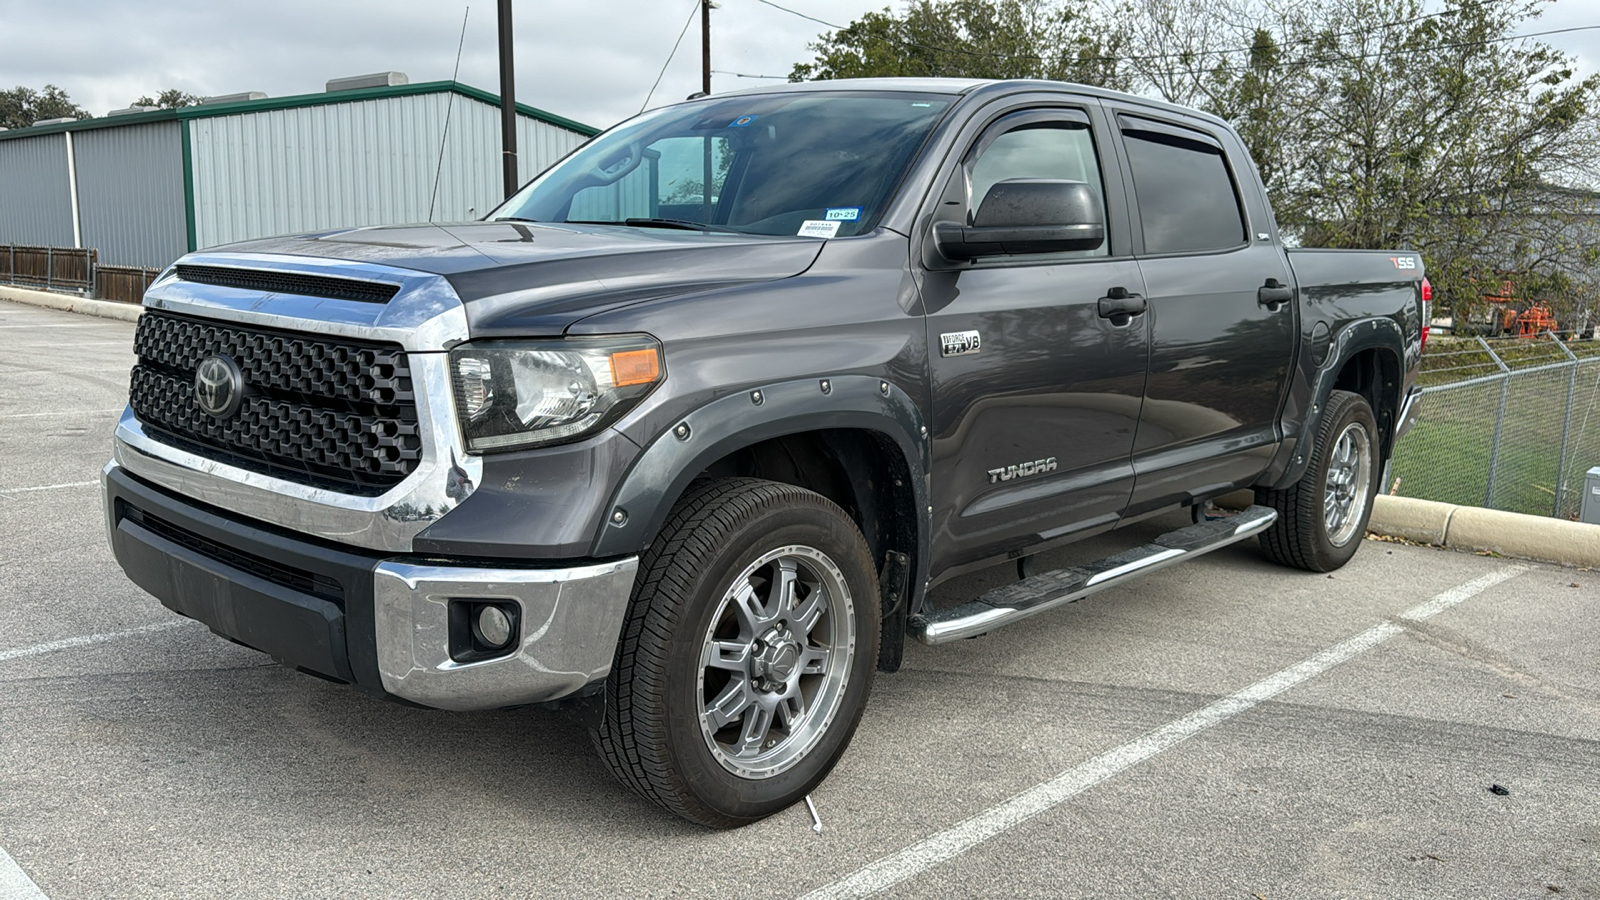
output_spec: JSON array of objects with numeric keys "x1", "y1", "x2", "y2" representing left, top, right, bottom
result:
[
  {"x1": 592, "y1": 478, "x2": 880, "y2": 827},
  {"x1": 1257, "y1": 390, "x2": 1380, "y2": 572}
]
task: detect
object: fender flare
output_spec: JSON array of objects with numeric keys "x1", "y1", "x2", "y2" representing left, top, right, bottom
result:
[
  {"x1": 590, "y1": 375, "x2": 931, "y2": 579},
  {"x1": 1270, "y1": 316, "x2": 1408, "y2": 491}
]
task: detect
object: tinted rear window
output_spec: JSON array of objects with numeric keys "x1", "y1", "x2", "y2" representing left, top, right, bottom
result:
[{"x1": 1123, "y1": 130, "x2": 1246, "y2": 254}]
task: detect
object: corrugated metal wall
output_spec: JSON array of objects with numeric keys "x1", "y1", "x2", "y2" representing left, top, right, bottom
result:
[
  {"x1": 190, "y1": 93, "x2": 589, "y2": 248},
  {"x1": 0, "y1": 133, "x2": 75, "y2": 248},
  {"x1": 72, "y1": 121, "x2": 187, "y2": 268}
]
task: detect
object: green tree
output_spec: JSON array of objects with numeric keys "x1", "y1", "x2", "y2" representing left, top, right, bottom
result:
[
  {"x1": 789, "y1": 0, "x2": 1127, "y2": 89},
  {"x1": 0, "y1": 84, "x2": 89, "y2": 130},
  {"x1": 132, "y1": 89, "x2": 203, "y2": 109},
  {"x1": 1121, "y1": 0, "x2": 1600, "y2": 325}
]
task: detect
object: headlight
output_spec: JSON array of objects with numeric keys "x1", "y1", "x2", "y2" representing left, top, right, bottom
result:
[{"x1": 449, "y1": 336, "x2": 663, "y2": 452}]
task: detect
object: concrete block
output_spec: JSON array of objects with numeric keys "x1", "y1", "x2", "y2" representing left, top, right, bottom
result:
[
  {"x1": 1446, "y1": 505, "x2": 1600, "y2": 569},
  {"x1": 1369, "y1": 495, "x2": 1455, "y2": 545}
]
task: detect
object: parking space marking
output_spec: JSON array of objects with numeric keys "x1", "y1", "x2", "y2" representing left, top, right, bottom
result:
[
  {"x1": 0, "y1": 481, "x2": 99, "y2": 495},
  {"x1": 0, "y1": 847, "x2": 47, "y2": 900},
  {"x1": 800, "y1": 565, "x2": 1530, "y2": 900},
  {"x1": 0, "y1": 621, "x2": 186, "y2": 666}
]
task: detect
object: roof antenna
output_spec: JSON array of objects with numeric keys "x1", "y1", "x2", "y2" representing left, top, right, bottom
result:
[{"x1": 429, "y1": 5, "x2": 470, "y2": 222}]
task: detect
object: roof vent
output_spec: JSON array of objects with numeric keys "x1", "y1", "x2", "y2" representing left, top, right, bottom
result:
[
  {"x1": 108, "y1": 106, "x2": 160, "y2": 117},
  {"x1": 200, "y1": 92, "x2": 268, "y2": 106},
  {"x1": 32, "y1": 117, "x2": 77, "y2": 127},
  {"x1": 325, "y1": 72, "x2": 409, "y2": 93}
]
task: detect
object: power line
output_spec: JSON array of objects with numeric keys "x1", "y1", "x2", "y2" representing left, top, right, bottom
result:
[
  {"x1": 755, "y1": 0, "x2": 1514, "y2": 68},
  {"x1": 754, "y1": 0, "x2": 1598, "y2": 82},
  {"x1": 1138, "y1": 24, "x2": 1600, "y2": 80},
  {"x1": 641, "y1": 0, "x2": 704, "y2": 113},
  {"x1": 712, "y1": 68, "x2": 789, "y2": 79},
  {"x1": 429, "y1": 5, "x2": 470, "y2": 222}
]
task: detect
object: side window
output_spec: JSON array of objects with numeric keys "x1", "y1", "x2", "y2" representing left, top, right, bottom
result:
[
  {"x1": 1121, "y1": 124, "x2": 1246, "y2": 254},
  {"x1": 965, "y1": 120, "x2": 1109, "y2": 258}
]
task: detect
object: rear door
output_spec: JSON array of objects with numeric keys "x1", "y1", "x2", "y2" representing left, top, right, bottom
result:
[
  {"x1": 919, "y1": 101, "x2": 1149, "y2": 576},
  {"x1": 1104, "y1": 108, "x2": 1296, "y2": 516}
]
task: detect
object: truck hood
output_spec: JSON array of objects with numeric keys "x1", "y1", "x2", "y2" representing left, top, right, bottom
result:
[{"x1": 220, "y1": 222, "x2": 826, "y2": 336}]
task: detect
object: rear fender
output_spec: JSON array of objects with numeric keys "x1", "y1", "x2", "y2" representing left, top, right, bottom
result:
[{"x1": 1267, "y1": 316, "x2": 1406, "y2": 490}]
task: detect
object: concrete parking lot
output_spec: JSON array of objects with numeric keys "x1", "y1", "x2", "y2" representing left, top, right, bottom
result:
[{"x1": 2, "y1": 298, "x2": 1597, "y2": 899}]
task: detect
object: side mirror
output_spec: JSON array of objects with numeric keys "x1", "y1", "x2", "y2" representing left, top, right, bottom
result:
[{"x1": 933, "y1": 179, "x2": 1105, "y2": 261}]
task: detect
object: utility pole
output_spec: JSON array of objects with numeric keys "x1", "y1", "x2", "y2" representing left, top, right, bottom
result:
[
  {"x1": 701, "y1": 0, "x2": 712, "y2": 96},
  {"x1": 498, "y1": 0, "x2": 519, "y2": 199},
  {"x1": 700, "y1": 0, "x2": 713, "y2": 221}
]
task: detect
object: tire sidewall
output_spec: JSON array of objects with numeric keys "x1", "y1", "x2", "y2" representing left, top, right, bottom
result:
[
  {"x1": 660, "y1": 499, "x2": 879, "y2": 822},
  {"x1": 1307, "y1": 393, "x2": 1379, "y2": 567}
]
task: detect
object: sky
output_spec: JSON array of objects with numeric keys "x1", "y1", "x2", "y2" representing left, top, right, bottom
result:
[{"x1": 1, "y1": 0, "x2": 1597, "y2": 132}]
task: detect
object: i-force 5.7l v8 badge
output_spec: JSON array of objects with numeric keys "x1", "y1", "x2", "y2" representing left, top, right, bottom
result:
[
  {"x1": 940, "y1": 330, "x2": 981, "y2": 357},
  {"x1": 987, "y1": 457, "x2": 1058, "y2": 483}
]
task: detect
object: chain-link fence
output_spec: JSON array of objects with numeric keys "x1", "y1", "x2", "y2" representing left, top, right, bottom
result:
[{"x1": 1390, "y1": 333, "x2": 1600, "y2": 519}]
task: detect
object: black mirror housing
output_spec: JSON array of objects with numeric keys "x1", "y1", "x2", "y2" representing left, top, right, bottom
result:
[{"x1": 935, "y1": 179, "x2": 1106, "y2": 260}]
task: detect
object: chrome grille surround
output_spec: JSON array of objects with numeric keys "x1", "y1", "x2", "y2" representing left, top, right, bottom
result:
[{"x1": 111, "y1": 252, "x2": 481, "y2": 553}]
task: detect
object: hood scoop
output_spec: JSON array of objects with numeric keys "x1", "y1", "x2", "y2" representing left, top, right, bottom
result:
[{"x1": 176, "y1": 264, "x2": 401, "y2": 304}]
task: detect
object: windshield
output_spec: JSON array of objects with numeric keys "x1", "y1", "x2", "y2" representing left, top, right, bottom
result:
[{"x1": 489, "y1": 92, "x2": 954, "y2": 238}]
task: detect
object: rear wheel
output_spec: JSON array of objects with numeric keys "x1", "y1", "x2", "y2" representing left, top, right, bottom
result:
[
  {"x1": 1257, "y1": 390, "x2": 1379, "y2": 572},
  {"x1": 592, "y1": 478, "x2": 880, "y2": 827}
]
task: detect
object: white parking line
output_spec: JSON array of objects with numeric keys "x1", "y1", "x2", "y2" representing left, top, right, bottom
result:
[
  {"x1": 0, "y1": 846, "x2": 47, "y2": 900},
  {"x1": 0, "y1": 481, "x2": 99, "y2": 495},
  {"x1": 0, "y1": 621, "x2": 186, "y2": 665},
  {"x1": 800, "y1": 565, "x2": 1530, "y2": 900}
]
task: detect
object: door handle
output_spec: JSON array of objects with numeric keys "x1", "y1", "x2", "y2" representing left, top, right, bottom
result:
[
  {"x1": 1258, "y1": 279, "x2": 1293, "y2": 310},
  {"x1": 1098, "y1": 287, "x2": 1147, "y2": 326}
]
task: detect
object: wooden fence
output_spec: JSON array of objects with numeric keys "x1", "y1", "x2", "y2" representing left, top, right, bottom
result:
[
  {"x1": 1, "y1": 245, "x2": 160, "y2": 303},
  {"x1": 95, "y1": 265, "x2": 160, "y2": 304}
]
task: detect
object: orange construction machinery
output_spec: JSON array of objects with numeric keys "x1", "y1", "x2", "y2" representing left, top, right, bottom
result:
[{"x1": 1482, "y1": 280, "x2": 1557, "y2": 338}]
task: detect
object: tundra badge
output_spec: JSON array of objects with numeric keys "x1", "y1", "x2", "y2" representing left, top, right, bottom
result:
[{"x1": 987, "y1": 457, "x2": 1058, "y2": 483}]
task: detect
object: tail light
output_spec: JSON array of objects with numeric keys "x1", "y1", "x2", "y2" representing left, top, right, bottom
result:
[{"x1": 1420, "y1": 277, "x2": 1433, "y2": 351}]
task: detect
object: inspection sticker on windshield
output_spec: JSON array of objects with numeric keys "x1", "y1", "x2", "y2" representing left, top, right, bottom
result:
[
  {"x1": 825, "y1": 207, "x2": 861, "y2": 221},
  {"x1": 798, "y1": 220, "x2": 842, "y2": 238},
  {"x1": 728, "y1": 115, "x2": 759, "y2": 127}
]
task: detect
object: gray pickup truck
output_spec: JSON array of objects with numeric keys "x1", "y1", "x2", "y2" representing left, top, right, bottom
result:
[{"x1": 104, "y1": 77, "x2": 1425, "y2": 827}]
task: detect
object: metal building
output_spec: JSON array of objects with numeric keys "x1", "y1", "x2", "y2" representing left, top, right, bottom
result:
[{"x1": 0, "y1": 77, "x2": 596, "y2": 269}]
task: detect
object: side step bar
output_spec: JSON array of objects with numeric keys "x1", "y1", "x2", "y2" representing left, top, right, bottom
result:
[{"x1": 910, "y1": 505, "x2": 1279, "y2": 645}]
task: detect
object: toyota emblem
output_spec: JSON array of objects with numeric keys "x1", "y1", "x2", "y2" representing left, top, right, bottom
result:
[{"x1": 194, "y1": 354, "x2": 244, "y2": 418}]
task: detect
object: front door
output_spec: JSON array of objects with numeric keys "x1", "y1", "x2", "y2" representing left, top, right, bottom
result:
[{"x1": 920, "y1": 104, "x2": 1149, "y2": 577}]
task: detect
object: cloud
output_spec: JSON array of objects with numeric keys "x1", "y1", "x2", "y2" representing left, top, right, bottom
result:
[
  {"x1": 0, "y1": 0, "x2": 893, "y2": 130},
  {"x1": 1, "y1": 0, "x2": 1593, "y2": 131}
]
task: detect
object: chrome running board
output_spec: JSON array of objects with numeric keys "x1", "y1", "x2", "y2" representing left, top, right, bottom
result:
[{"x1": 910, "y1": 505, "x2": 1279, "y2": 645}]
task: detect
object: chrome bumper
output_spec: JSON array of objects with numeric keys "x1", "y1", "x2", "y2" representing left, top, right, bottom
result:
[{"x1": 372, "y1": 557, "x2": 638, "y2": 711}]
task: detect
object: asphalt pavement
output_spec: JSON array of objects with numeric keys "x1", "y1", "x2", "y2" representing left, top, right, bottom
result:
[{"x1": 2, "y1": 299, "x2": 1597, "y2": 899}]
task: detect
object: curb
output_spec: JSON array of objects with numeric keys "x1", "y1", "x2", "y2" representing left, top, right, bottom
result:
[
  {"x1": 0, "y1": 284, "x2": 142, "y2": 323},
  {"x1": 1369, "y1": 494, "x2": 1600, "y2": 568}
]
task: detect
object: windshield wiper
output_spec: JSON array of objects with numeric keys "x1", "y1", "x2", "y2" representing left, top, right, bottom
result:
[
  {"x1": 569, "y1": 218, "x2": 746, "y2": 234},
  {"x1": 490, "y1": 216, "x2": 540, "y2": 223}
]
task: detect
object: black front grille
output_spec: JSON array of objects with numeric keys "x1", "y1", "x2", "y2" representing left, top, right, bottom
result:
[
  {"x1": 130, "y1": 310, "x2": 422, "y2": 495},
  {"x1": 175, "y1": 264, "x2": 400, "y2": 304},
  {"x1": 122, "y1": 503, "x2": 344, "y2": 603}
]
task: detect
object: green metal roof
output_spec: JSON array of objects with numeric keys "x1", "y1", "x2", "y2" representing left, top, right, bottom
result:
[{"x1": 0, "y1": 80, "x2": 599, "y2": 141}]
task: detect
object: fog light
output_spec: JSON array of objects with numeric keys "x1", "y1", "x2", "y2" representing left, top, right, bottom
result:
[{"x1": 475, "y1": 605, "x2": 514, "y2": 649}]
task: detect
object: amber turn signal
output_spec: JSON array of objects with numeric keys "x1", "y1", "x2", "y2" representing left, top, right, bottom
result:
[{"x1": 610, "y1": 348, "x2": 661, "y2": 387}]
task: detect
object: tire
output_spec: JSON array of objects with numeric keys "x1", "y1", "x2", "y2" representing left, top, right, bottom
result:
[
  {"x1": 1256, "y1": 390, "x2": 1380, "y2": 572},
  {"x1": 591, "y1": 477, "x2": 880, "y2": 827}
]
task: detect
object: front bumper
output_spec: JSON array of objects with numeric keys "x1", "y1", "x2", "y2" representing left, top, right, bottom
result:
[{"x1": 104, "y1": 463, "x2": 637, "y2": 711}]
